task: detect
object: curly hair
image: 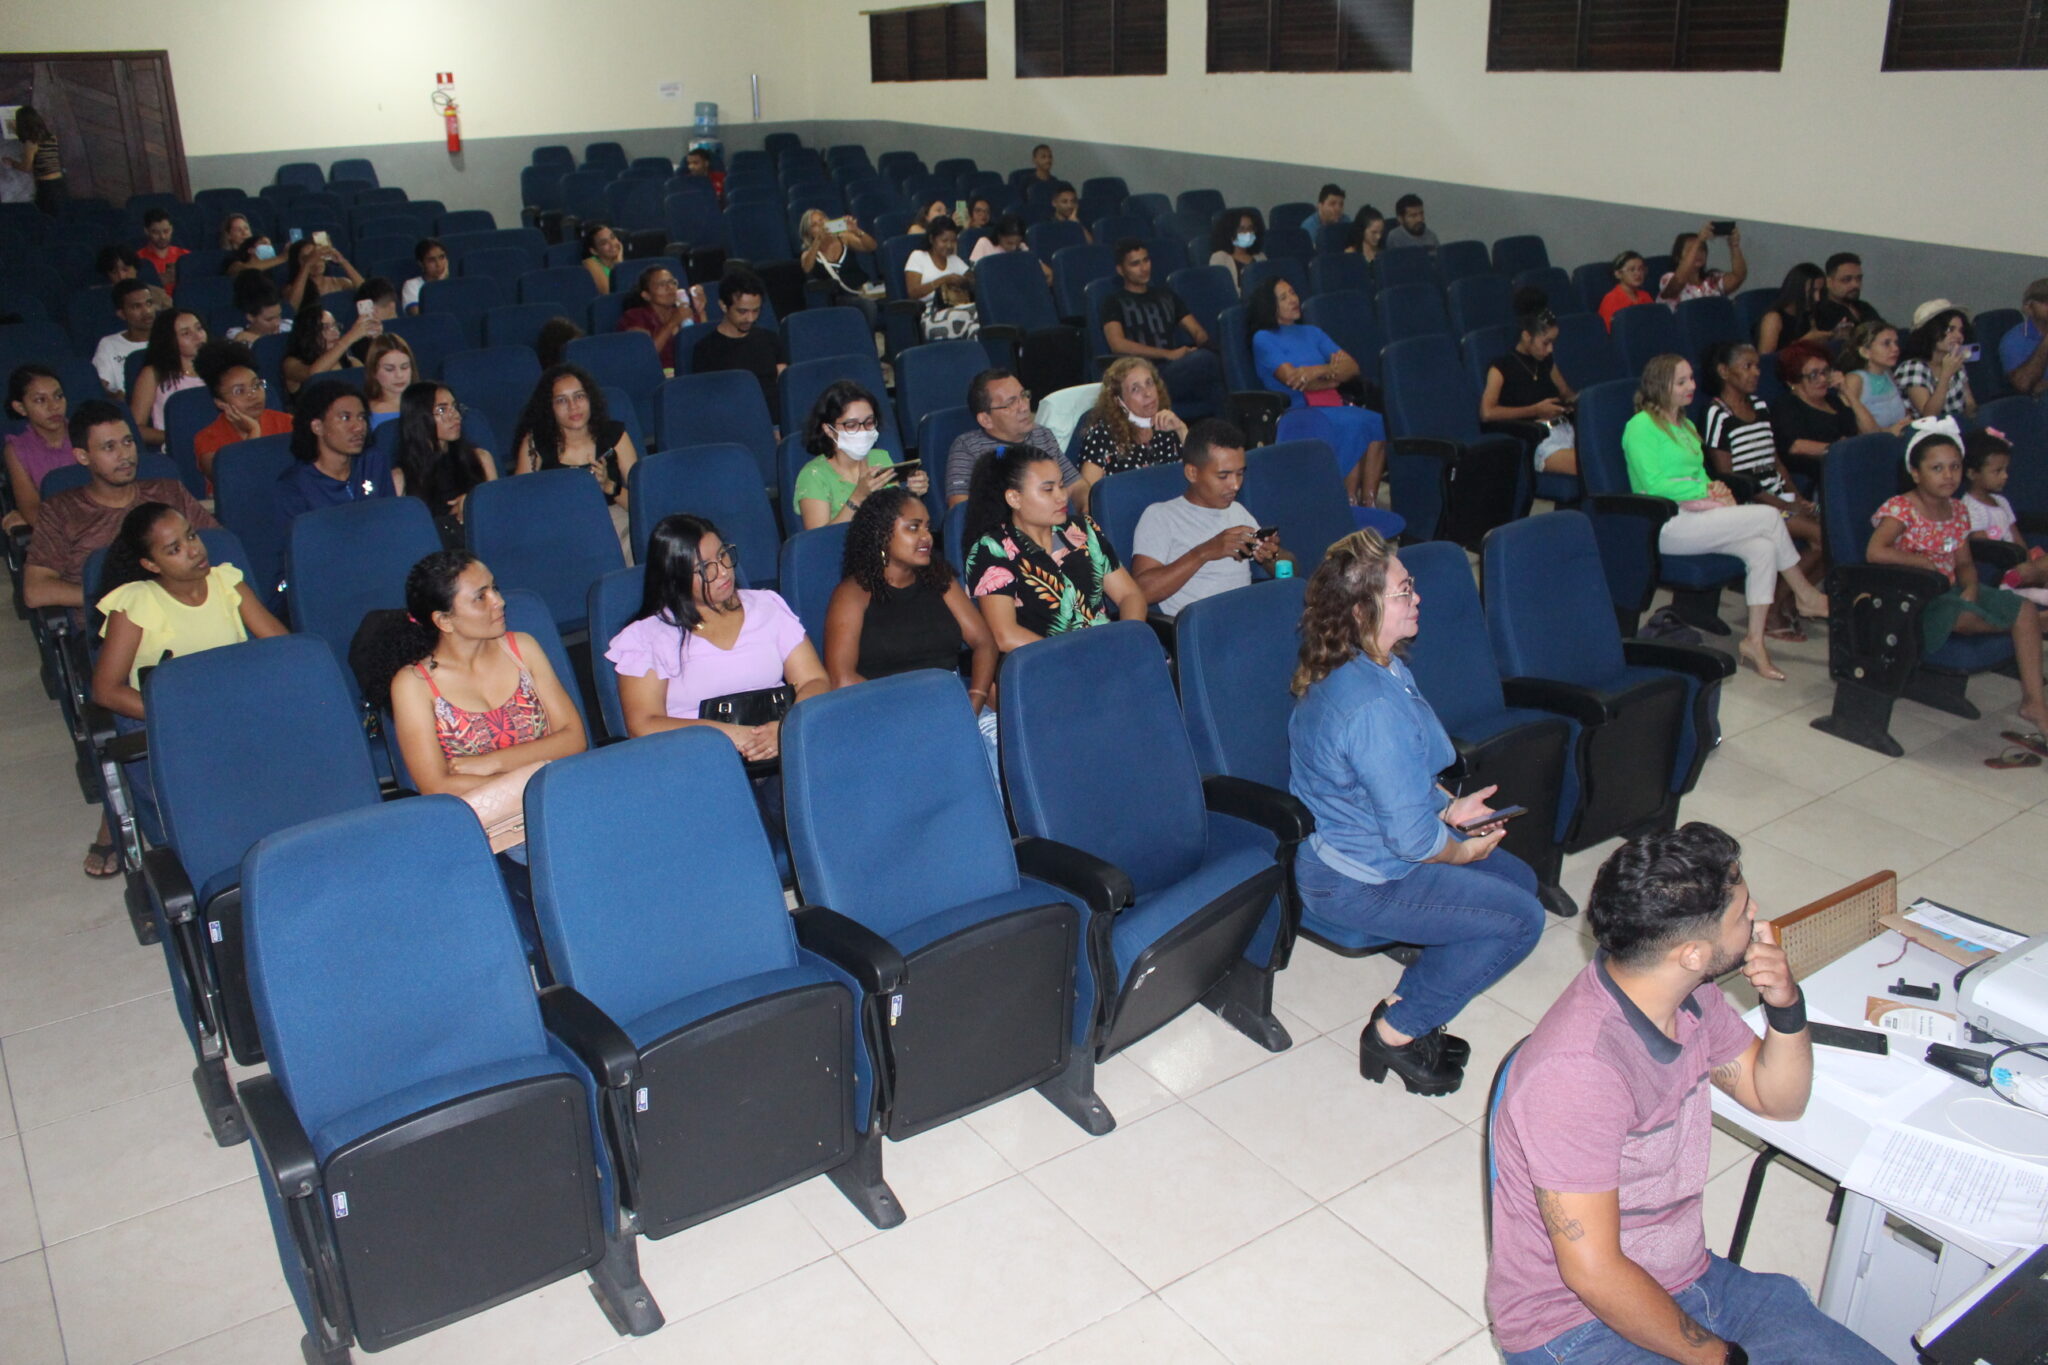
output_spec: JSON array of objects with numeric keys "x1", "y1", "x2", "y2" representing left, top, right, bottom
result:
[
  {"x1": 92, "y1": 501, "x2": 180, "y2": 630},
  {"x1": 357, "y1": 549, "x2": 479, "y2": 711},
  {"x1": 511, "y1": 364, "x2": 610, "y2": 469},
  {"x1": 841, "y1": 486, "x2": 951, "y2": 594},
  {"x1": 964, "y1": 444, "x2": 1059, "y2": 551},
  {"x1": 1291, "y1": 527, "x2": 1396, "y2": 696},
  {"x1": 803, "y1": 379, "x2": 883, "y2": 458},
  {"x1": 1208, "y1": 208, "x2": 1265, "y2": 258},
  {"x1": 1587, "y1": 822, "x2": 1744, "y2": 967},
  {"x1": 1085, "y1": 357, "x2": 1172, "y2": 456}
]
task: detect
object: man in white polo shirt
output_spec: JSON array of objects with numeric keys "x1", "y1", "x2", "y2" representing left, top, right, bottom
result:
[{"x1": 1129, "y1": 418, "x2": 1293, "y2": 616}]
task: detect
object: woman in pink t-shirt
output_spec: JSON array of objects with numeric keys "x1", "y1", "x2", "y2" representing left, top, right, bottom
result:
[
  {"x1": 605, "y1": 512, "x2": 829, "y2": 761},
  {"x1": 4, "y1": 363, "x2": 75, "y2": 533}
]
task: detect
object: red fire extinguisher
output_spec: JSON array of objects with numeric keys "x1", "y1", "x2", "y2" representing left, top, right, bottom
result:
[{"x1": 432, "y1": 74, "x2": 461, "y2": 154}]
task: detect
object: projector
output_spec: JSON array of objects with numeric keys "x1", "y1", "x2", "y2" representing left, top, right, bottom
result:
[{"x1": 1958, "y1": 932, "x2": 2048, "y2": 1048}]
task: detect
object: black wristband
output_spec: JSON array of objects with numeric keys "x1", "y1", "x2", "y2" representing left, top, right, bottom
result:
[
  {"x1": 1763, "y1": 989, "x2": 1806, "y2": 1035},
  {"x1": 1723, "y1": 1342, "x2": 1748, "y2": 1365}
]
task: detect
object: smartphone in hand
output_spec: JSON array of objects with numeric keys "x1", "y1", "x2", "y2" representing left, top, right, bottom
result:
[
  {"x1": 1960, "y1": 343, "x2": 1982, "y2": 362},
  {"x1": 1456, "y1": 805, "x2": 1528, "y2": 835},
  {"x1": 1709, "y1": 220, "x2": 1736, "y2": 236}
]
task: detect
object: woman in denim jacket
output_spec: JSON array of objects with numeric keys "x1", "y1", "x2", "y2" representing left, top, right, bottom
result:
[{"x1": 1288, "y1": 529, "x2": 1545, "y2": 1097}]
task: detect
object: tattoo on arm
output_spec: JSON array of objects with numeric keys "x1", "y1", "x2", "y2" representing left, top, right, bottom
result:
[
  {"x1": 1678, "y1": 1311, "x2": 1714, "y2": 1347},
  {"x1": 1534, "y1": 1187, "x2": 1585, "y2": 1242},
  {"x1": 1710, "y1": 1058, "x2": 1744, "y2": 1095}
]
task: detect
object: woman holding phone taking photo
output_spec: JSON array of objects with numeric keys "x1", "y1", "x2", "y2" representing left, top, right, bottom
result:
[{"x1": 1287, "y1": 529, "x2": 1548, "y2": 1099}]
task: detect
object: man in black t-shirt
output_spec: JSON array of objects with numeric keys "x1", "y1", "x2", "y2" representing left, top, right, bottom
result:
[
  {"x1": 1099, "y1": 238, "x2": 1227, "y2": 420},
  {"x1": 690, "y1": 268, "x2": 785, "y2": 418}
]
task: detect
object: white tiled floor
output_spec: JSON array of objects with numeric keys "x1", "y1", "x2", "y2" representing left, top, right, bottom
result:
[{"x1": 5, "y1": 588, "x2": 2046, "y2": 1365}]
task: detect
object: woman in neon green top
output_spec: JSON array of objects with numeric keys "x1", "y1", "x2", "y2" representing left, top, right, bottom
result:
[
  {"x1": 1621, "y1": 354, "x2": 1829, "y2": 680},
  {"x1": 792, "y1": 380, "x2": 931, "y2": 530}
]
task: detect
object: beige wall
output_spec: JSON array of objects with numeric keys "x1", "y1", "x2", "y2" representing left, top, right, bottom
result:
[
  {"x1": 802, "y1": 0, "x2": 2046, "y2": 257},
  {"x1": 9, "y1": 0, "x2": 807, "y2": 159}
]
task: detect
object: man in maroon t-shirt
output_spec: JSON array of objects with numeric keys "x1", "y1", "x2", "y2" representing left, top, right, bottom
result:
[{"x1": 1487, "y1": 823, "x2": 1885, "y2": 1365}]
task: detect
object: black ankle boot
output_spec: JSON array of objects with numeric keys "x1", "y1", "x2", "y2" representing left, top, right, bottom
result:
[{"x1": 1358, "y1": 1001, "x2": 1464, "y2": 1096}]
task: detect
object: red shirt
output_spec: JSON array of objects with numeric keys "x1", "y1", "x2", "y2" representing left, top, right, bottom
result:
[
  {"x1": 193, "y1": 409, "x2": 295, "y2": 486},
  {"x1": 138, "y1": 244, "x2": 193, "y2": 293},
  {"x1": 1599, "y1": 284, "x2": 1655, "y2": 331}
]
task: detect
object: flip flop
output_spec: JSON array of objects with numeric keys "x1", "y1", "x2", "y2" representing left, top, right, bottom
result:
[
  {"x1": 1986, "y1": 748, "x2": 2043, "y2": 769},
  {"x1": 82, "y1": 841, "x2": 120, "y2": 879},
  {"x1": 2001, "y1": 731, "x2": 2048, "y2": 759}
]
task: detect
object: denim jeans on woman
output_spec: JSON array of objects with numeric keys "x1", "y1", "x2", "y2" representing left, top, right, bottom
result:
[
  {"x1": 1502, "y1": 1253, "x2": 1889, "y2": 1364},
  {"x1": 1295, "y1": 841, "x2": 1545, "y2": 1038}
]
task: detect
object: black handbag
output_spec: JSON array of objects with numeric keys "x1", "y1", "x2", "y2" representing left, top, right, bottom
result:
[{"x1": 698, "y1": 684, "x2": 792, "y2": 727}]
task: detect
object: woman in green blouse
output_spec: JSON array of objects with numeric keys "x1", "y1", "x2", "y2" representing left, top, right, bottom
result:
[{"x1": 1621, "y1": 354, "x2": 1830, "y2": 680}]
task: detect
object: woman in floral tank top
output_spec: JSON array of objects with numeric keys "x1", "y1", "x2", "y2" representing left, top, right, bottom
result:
[{"x1": 1869, "y1": 418, "x2": 2048, "y2": 735}]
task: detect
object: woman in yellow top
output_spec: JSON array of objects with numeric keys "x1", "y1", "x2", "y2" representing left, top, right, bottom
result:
[
  {"x1": 1620, "y1": 354, "x2": 1829, "y2": 681},
  {"x1": 86, "y1": 501, "x2": 286, "y2": 877}
]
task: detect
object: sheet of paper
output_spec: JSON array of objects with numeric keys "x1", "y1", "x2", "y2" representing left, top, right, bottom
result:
[
  {"x1": 1904, "y1": 900, "x2": 2027, "y2": 955},
  {"x1": 1844, "y1": 1121, "x2": 2048, "y2": 1249}
]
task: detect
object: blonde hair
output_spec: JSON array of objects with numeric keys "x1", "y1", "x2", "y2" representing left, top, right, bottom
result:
[
  {"x1": 1633, "y1": 353, "x2": 1694, "y2": 438},
  {"x1": 362, "y1": 334, "x2": 417, "y2": 403},
  {"x1": 1844, "y1": 319, "x2": 1897, "y2": 373},
  {"x1": 1291, "y1": 528, "x2": 1397, "y2": 695},
  {"x1": 1086, "y1": 358, "x2": 1173, "y2": 455}
]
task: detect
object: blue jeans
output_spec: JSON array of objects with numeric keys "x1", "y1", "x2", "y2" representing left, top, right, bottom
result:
[
  {"x1": 1295, "y1": 844, "x2": 1544, "y2": 1037},
  {"x1": 1503, "y1": 1254, "x2": 1888, "y2": 1364}
]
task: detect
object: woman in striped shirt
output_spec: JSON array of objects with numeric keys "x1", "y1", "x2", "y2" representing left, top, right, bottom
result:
[{"x1": 1704, "y1": 341, "x2": 1822, "y2": 641}]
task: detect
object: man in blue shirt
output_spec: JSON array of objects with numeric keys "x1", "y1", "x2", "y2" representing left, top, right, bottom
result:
[
  {"x1": 276, "y1": 379, "x2": 394, "y2": 522},
  {"x1": 1999, "y1": 278, "x2": 2048, "y2": 398},
  {"x1": 1300, "y1": 183, "x2": 1348, "y2": 238}
]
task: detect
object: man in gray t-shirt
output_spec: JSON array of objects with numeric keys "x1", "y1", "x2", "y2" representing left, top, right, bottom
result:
[
  {"x1": 945, "y1": 368, "x2": 1086, "y2": 512},
  {"x1": 1384, "y1": 193, "x2": 1439, "y2": 251},
  {"x1": 1130, "y1": 419, "x2": 1292, "y2": 616}
]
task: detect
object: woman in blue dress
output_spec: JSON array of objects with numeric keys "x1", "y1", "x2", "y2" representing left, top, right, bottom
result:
[{"x1": 1248, "y1": 276, "x2": 1389, "y2": 512}]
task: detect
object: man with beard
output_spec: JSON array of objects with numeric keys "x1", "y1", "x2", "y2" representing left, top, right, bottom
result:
[
  {"x1": 1485, "y1": 824, "x2": 1882, "y2": 1365},
  {"x1": 24, "y1": 399, "x2": 215, "y2": 610}
]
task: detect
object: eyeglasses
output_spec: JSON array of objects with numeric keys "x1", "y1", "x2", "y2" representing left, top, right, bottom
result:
[
  {"x1": 834, "y1": 416, "x2": 879, "y2": 433},
  {"x1": 990, "y1": 389, "x2": 1033, "y2": 413},
  {"x1": 431, "y1": 402, "x2": 468, "y2": 419},
  {"x1": 695, "y1": 546, "x2": 738, "y2": 581},
  {"x1": 1798, "y1": 369, "x2": 1830, "y2": 383},
  {"x1": 1385, "y1": 588, "x2": 1416, "y2": 602},
  {"x1": 225, "y1": 379, "x2": 267, "y2": 399}
]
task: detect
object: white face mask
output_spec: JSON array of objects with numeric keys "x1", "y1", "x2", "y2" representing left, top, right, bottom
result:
[
  {"x1": 1234, "y1": 231, "x2": 1256, "y2": 249},
  {"x1": 1119, "y1": 399, "x2": 1153, "y2": 429},
  {"x1": 835, "y1": 428, "x2": 880, "y2": 459}
]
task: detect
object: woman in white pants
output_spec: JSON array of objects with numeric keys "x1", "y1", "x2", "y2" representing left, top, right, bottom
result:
[{"x1": 1621, "y1": 354, "x2": 1830, "y2": 680}]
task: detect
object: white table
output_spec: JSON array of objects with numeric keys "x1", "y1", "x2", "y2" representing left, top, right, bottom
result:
[{"x1": 1711, "y1": 926, "x2": 2020, "y2": 1363}]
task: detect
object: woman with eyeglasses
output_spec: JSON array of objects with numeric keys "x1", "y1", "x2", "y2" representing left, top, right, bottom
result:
[
  {"x1": 1287, "y1": 528, "x2": 1547, "y2": 1098},
  {"x1": 793, "y1": 379, "x2": 928, "y2": 530},
  {"x1": 1624, "y1": 355, "x2": 1830, "y2": 681},
  {"x1": 1769, "y1": 341, "x2": 1859, "y2": 470},
  {"x1": 396, "y1": 381, "x2": 497, "y2": 545},
  {"x1": 511, "y1": 364, "x2": 638, "y2": 550},
  {"x1": 607, "y1": 513, "x2": 828, "y2": 762},
  {"x1": 1479, "y1": 293, "x2": 1578, "y2": 478}
]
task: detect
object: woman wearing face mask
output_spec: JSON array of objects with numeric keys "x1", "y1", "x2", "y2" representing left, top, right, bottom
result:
[
  {"x1": 1078, "y1": 357, "x2": 1188, "y2": 488},
  {"x1": 1207, "y1": 210, "x2": 1268, "y2": 289},
  {"x1": 617, "y1": 264, "x2": 708, "y2": 370},
  {"x1": 1598, "y1": 250, "x2": 1655, "y2": 330},
  {"x1": 793, "y1": 380, "x2": 927, "y2": 530}
]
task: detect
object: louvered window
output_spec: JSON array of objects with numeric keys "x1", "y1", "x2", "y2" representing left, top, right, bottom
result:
[
  {"x1": 1207, "y1": 0, "x2": 1414, "y2": 72},
  {"x1": 1486, "y1": 0, "x2": 1787, "y2": 71},
  {"x1": 871, "y1": 2, "x2": 988, "y2": 82}
]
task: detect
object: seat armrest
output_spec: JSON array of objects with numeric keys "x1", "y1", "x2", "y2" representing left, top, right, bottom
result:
[
  {"x1": 1436, "y1": 752, "x2": 1472, "y2": 787},
  {"x1": 1721, "y1": 472, "x2": 1762, "y2": 504},
  {"x1": 142, "y1": 846, "x2": 196, "y2": 924},
  {"x1": 1202, "y1": 775, "x2": 1314, "y2": 844},
  {"x1": 1013, "y1": 836, "x2": 1134, "y2": 918},
  {"x1": 1828, "y1": 561, "x2": 1951, "y2": 601},
  {"x1": 1622, "y1": 639, "x2": 1736, "y2": 682},
  {"x1": 1500, "y1": 676, "x2": 1614, "y2": 726},
  {"x1": 538, "y1": 985, "x2": 639, "y2": 1089},
  {"x1": 1588, "y1": 492, "x2": 1678, "y2": 528},
  {"x1": 792, "y1": 905, "x2": 907, "y2": 996},
  {"x1": 88, "y1": 704, "x2": 147, "y2": 764},
  {"x1": 1388, "y1": 435, "x2": 1458, "y2": 462},
  {"x1": 239, "y1": 1074, "x2": 319, "y2": 1198},
  {"x1": 1972, "y1": 540, "x2": 2027, "y2": 572}
]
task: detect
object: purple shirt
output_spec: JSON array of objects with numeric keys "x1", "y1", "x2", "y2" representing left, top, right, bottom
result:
[
  {"x1": 1485, "y1": 955, "x2": 1756, "y2": 1353},
  {"x1": 604, "y1": 589, "x2": 806, "y2": 720},
  {"x1": 6, "y1": 427, "x2": 74, "y2": 498}
]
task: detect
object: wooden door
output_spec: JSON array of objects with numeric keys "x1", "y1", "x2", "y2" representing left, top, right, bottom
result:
[{"x1": 0, "y1": 51, "x2": 189, "y2": 204}]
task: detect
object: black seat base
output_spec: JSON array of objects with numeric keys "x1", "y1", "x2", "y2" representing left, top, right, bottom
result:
[
  {"x1": 1812, "y1": 668, "x2": 1985, "y2": 758},
  {"x1": 1202, "y1": 957, "x2": 1291, "y2": 1053},
  {"x1": 827, "y1": 1125, "x2": 905, "y2": 1229},
  {"x1": 1036, "y1": 1049, "x2": 1115, "y2": 1136},
  {"x1": 1668, "y1": 585, "x2": 1733, "y2": 636},
  {"x1": 1098, "y1": 865, "x2": 1284, "y2": 1058},
  {"x1": 194, "y1": 1061, "x2": 244, "y2": 1147}
]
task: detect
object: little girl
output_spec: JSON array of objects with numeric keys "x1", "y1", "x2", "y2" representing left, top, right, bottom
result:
[
  {"x1": 88, "y1": 501, "x2": 285, "y2": 874},
  {"x1": 1960, "y1": 428, "x2": 2048, "y2": 606},
  {"x1": 1869, "y1": 418, "x2": 2048, "y2": 735}
]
